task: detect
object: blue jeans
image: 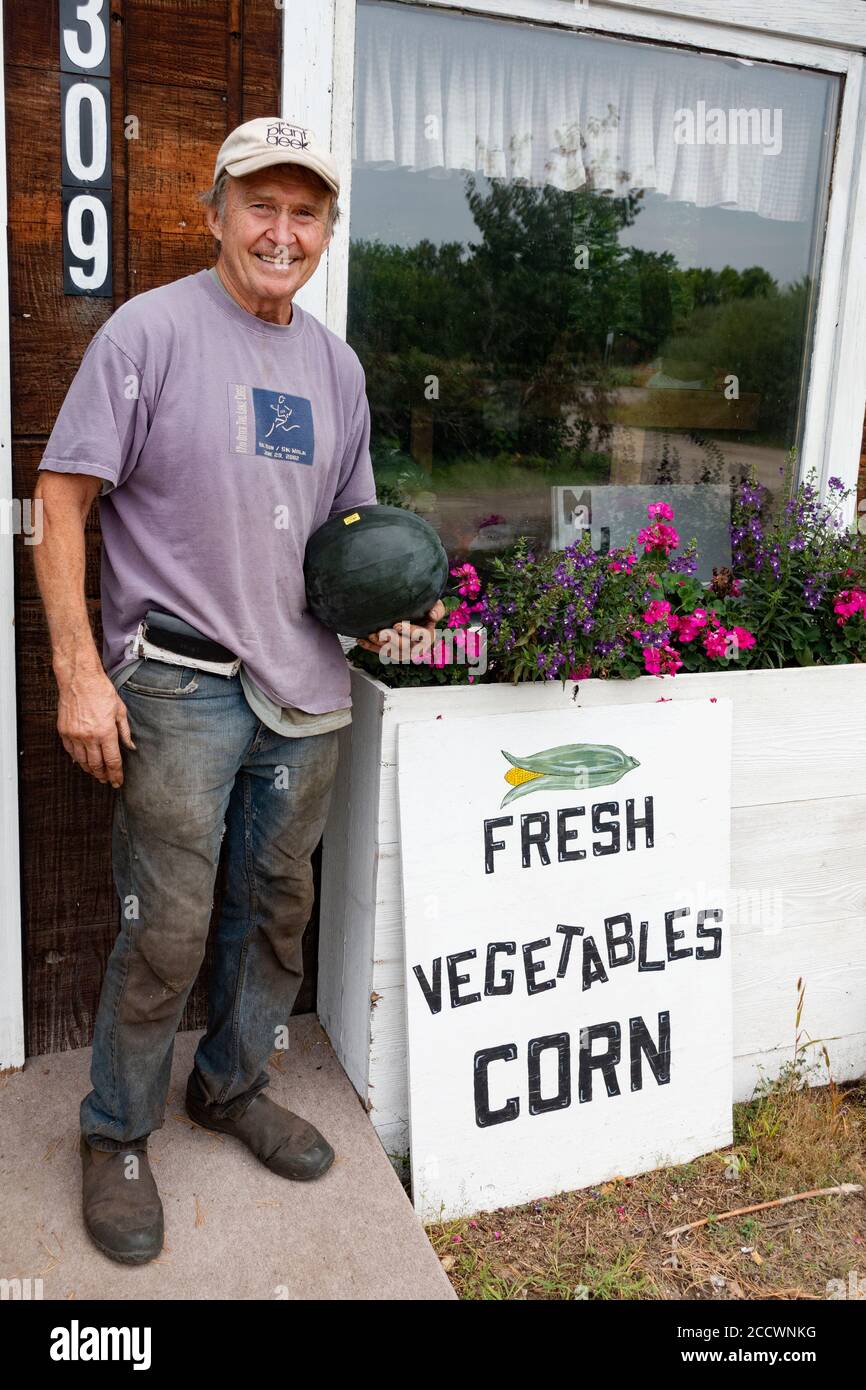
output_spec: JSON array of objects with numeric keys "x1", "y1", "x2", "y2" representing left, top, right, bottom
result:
[{"x1": 80, "y1": 661, "x2": 340, "y2": 1152}]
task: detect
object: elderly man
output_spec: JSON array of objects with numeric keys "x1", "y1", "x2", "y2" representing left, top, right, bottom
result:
[{"x1": 34, "y1": 117, "x2": 442, "y2": 1266}]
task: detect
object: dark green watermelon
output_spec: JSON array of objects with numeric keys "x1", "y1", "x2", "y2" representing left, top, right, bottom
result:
[{"x1": 304, "y1": 504, "x2": 450, "y2": 637}]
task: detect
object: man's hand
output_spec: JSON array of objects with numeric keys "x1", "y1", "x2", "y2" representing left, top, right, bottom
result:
[
  {"x1": 57, "y1": 668, "x2": 137, "y2": 788},
  {"x1": 32, "y1": 470, "x2": 136, "y2": 786},
  {"x1": 356, "y1": 598, "x2": 446, "y2": 660}
]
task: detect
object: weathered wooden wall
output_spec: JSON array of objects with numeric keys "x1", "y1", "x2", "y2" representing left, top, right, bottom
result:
[{"x1": 4, "y1": 0, "x2": 327, "y2": 1059}]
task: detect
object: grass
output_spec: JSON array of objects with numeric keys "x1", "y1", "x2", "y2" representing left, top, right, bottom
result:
[
  {"x1": 427, "y1": 452, "x2": 612, "y2": 493},
  {"x1": 424, "y1": 1044, "x2": 866, "y2": 1300}
]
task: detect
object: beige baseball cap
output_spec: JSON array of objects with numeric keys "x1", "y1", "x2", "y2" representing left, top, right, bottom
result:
[{"x1": 213, "y1": 117, "x2": 340, "y2": 196}]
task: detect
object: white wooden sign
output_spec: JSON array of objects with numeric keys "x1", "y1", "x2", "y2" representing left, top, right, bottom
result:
[{"x1": 397, "y1": 698, "x2": 733, "y2": 1221}]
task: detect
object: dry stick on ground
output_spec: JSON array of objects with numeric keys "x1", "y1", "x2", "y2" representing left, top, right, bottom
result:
[{"x1": 664, "y1": 1183, "x2": 863, "y2": 1238}]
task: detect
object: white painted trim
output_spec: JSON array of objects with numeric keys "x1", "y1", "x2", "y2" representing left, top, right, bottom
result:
[
  {"x1": 812, "y1": 57, "x2": 866, "y2": 519},
  {"x1": 796, "y1": 58, "x2": 860, "y2": 504},
  {"x1": 0, "y1": 1, "x2": 25, "y2": 1072},
  {"x1": 282, "y1": 0, "x2": 338, "y2": 327},
  {"x1": 326, "y1": 0, "x2": 358, "y2": 338},
  {"x1": 377, "y1": 0, "x2": 857, "y2": 73},
  {"x1": 580, "y1": 0, "x2": 866, "y2": 51},
  {"x1": 317, "y1": 692, "x2": 380, "y2": 1100}
]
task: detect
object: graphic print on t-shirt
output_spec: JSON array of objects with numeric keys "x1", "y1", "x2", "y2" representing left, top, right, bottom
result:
[{"x1": 228, "y1": 383, "x2": 315, "y2": 465}]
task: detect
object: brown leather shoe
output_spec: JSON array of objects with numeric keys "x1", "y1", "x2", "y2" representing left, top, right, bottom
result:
[
  {"x1": 80, "y1": 1136, "x2": 164, "y2": 1265},
  {"x1": 185, "y1": 1080, "x2": 335, "y2": 1181}
]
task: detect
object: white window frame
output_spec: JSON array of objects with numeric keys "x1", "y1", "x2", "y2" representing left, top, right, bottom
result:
[
  {"x1": 286, "y1": 0, "x2": 866, "y2": 521},
  {"x1": 0, "y1": 5, "x2": 23, "y2": 1072}
]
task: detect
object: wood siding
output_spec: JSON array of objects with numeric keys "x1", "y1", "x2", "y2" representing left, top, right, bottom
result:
[{"x1": 3, "y1": 1, "x2": 323, "y2": 1059}]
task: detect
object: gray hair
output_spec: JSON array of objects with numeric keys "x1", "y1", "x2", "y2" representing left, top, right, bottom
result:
[{"x1": 198, "y1": 168, "x2": 341, "y2": 236}]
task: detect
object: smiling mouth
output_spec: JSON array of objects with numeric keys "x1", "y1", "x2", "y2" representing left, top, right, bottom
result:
[{"x1": 254, "y1": 252, "x2": 300, "y2": 270}]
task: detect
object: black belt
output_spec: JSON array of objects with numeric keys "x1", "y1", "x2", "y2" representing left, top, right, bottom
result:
[{"x1": 142, "y1": 609, "x2": 238, "y2": 664}]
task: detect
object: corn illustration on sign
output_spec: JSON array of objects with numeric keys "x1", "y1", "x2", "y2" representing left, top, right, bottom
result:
[
  {"x1": 397, "y1": 699, "x2": 734, "y2": 1223},
  {"x1": 501, "y1": 742, "x2": 640, "y2": 807}
]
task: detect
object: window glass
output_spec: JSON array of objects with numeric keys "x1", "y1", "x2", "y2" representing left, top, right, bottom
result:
[{"x1": 349, "y1": 0, "x2": 839, "y2": 565}]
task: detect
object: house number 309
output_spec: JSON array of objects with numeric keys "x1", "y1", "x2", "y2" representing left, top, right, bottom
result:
[{"x1": 59, "y1": 0, "x2": 112, "y2": 296}]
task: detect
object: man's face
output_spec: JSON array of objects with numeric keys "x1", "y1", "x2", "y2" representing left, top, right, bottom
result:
[{"x1": 205, "y1": 165, "x2": 333, "y2": 319}]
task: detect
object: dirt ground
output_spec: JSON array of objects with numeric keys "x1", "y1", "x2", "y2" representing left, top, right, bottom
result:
[{"x1": 424, "y1": 1070, "x2": 866, "y2": 1300}]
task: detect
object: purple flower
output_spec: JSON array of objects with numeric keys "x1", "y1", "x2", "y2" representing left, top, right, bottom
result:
[
  {"x1": 740, "y1": 483, "x2": 764, "y2": 507},
  {"x1": 669, "y1": 552, "x2": 698, "y2": 575}
]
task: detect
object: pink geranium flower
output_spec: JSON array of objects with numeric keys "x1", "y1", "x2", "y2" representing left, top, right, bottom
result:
[
  {"x1": 834, "y1": 588, "x2": 866, "y2": 625},
  {"x1": 642, "y1": 599, "x2": 672, "y2": 625},
  {"x1": 450, "y1": 562, "x2": 481, "y2": 598},
  {"x1": 643, "y1": 644, "x2": 682, "y2": 677},
  {"x1": 637, "y1": 522, "x2": 680, "y2": 557},
  {"x1": 418, "y1": 638, "x2": 448, "y2": 668},
  {"x1": 675, "y1": 608, "x2": 708, "y2": 644},
  {"x1": 647, "y1": 501, "x2": 675, "y2": 522},
  {"x1": 703, "y1": 628, "x2": 730, "y2": 659},
  {"x1": 447, "y1": 601, "x2": 475, "y2": 628}
]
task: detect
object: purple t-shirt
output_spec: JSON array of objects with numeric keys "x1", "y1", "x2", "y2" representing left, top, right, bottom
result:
[{"x1": 38, "y1": 268, "x2": 377, "y2": 713}]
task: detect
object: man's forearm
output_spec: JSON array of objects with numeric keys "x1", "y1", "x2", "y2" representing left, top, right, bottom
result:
[{"x1": 32, "y1": 488, "x2": 104, "y2": 685}]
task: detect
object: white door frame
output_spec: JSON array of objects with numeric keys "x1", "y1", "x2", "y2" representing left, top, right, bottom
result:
[
  {"x1": 283, "y1": 0, "x2": 358, "y2": 335},
  {"x1": 287, "y1": 0, "x2": 866, "y2": 521},
  {"x1": 0, "y1": 0, "x2": 25, "y2": 1073}
]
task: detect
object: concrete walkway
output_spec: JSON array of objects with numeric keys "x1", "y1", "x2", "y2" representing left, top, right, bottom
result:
[{"x1": 0, "y1": 1017, "x2": 455, "y2": 1300}]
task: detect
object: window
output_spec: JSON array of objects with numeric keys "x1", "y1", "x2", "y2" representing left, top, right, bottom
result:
[{"x1": 348, "y1": 0, "x2": 839, "y2": 569}]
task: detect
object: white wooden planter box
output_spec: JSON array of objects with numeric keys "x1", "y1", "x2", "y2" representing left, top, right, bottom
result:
[{"x1": 318, "y1": 664, "x2": 866, "y2": 1161}]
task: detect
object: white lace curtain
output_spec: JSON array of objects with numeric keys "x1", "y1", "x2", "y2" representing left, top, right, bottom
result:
[{"x1": 353, "y1": 1, "x2": 833, "y2": 222}]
